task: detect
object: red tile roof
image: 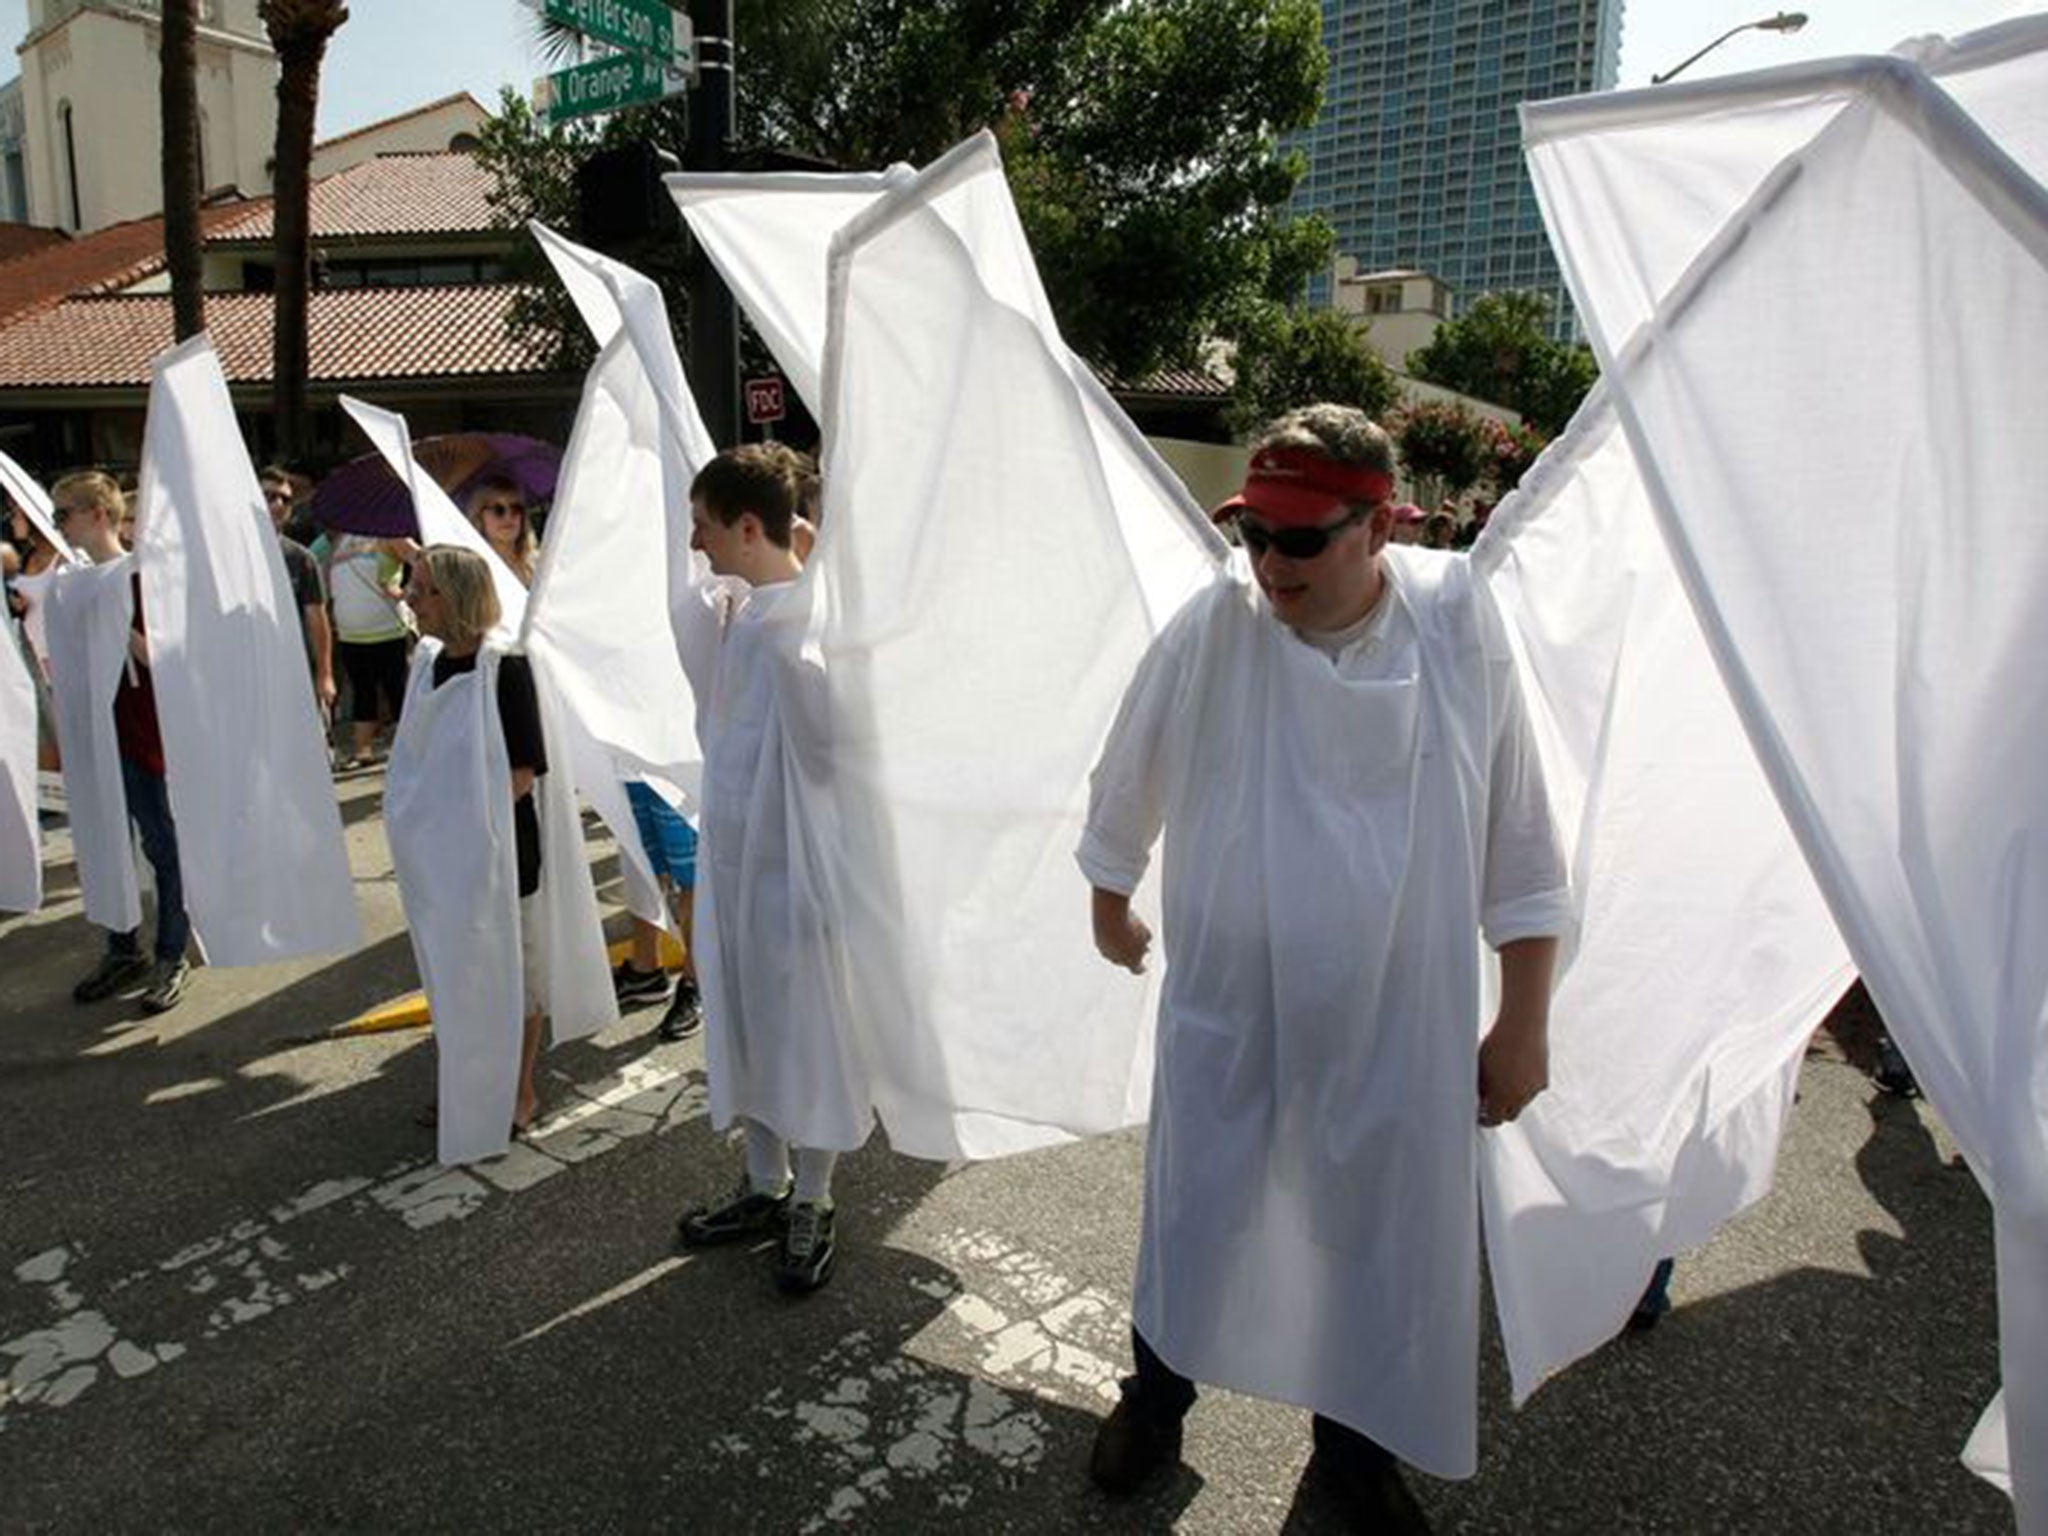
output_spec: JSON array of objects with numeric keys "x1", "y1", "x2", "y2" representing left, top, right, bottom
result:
[
  {"x1": 210, "y1": 153, "x2": 503, "y2": 242},
  {"x1": 0, "y1": 285, "x2": 552, "y2": 389},
  {"x1": 0, "y1": 200, "x2": 264, "y2": 326},
  {"x1": 1091, "y1": 361, "x2": 1230, "y2": 401},
  {"x1": 0, "y1": 223, "x2": 69, "y2": 264}
]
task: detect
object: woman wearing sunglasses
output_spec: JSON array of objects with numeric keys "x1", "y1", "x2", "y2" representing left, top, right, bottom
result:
[
  {"x1": 465, "y1": 474, "x2": 538, "y2": 589},
  {"x1": 1078, "y1": 403, "x2": 1570, "y2": 1528}
]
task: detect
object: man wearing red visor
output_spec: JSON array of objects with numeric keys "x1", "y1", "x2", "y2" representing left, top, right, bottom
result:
[{"x1": 1078, "y1": 404, "x2": 1570, "y2": 1529}]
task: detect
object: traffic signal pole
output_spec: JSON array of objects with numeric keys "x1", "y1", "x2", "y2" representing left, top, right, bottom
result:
[{"x1": 685, "y1": 0, "x2": 739, "y2": 446}]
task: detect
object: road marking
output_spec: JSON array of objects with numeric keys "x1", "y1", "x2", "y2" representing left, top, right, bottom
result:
[
  {"x1": 0, "y1": 1056, "x2": 711, "y2": 1432},
  {"x1": 510, "y1": 1256, "x2": 695, "y2": 1347},
  {"x1": 705, "y1": 1224, "x2": 1127, "y2": 1530}
]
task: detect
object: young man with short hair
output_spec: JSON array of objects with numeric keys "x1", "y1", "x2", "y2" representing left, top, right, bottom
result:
[
  {"x1": 50, "y1": 472, "x2": 192, "y2": 1014},
  {"x1": 670, "y1": 444, "x2": 856, "y2": 1295},
  {"x1": 260, "y1": 467, "x2": 336, "y2": 723},
  {"x1": 1079, "y1": 404, "x2": 1570, "y2": 1529}
]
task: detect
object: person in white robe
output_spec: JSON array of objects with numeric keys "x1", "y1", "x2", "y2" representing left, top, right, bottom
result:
[
  {"x1": 386, "y1": 545, "x2": 555, "y2": 1162},
  {"x1": 670, "y1": 443, "x2": 859, "y2": 1297},
  {"x1": 43, "y1": 472, "x2": 193, "y2": 1013},
  {"x1": 1078, "y1": 405, "x2": 1571, "y2": 1527}
]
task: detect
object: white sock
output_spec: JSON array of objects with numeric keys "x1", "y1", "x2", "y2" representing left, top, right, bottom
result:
[
  {"x1": 743, "y1": 1119, "x2": 791, "y2": 1194},
  {"x1": 794, "y1": 1148, "x2": 838, "y2": 1207}
]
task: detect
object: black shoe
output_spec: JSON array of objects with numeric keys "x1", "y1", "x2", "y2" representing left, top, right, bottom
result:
[
  {"x1": 656, "y1": 979, "x2": 702, "y2": 1041},
  {"x1": 612, "y1": 962, "x2": 672, "y2": 1006},
  {"x1": 1088, "y1": 1392, "x2": 1184, "y2": 1497},
  {"x1": 73, "y1": 951, "x2": 151, "y2": 1004},
  {"x1": 1309, "y1": 1447, "x2": 1431, "y2": 1535},
  {"x1": 1875, "y1": 1033, "x2": 1921, "y2": 1099},
  {"x1": 775, "y1": 1200, "x2": 838, "y2": 1294},
  {"x1": 138, "y1": 956, "x2": 190, "y2": 1015},
  {"x1": 677, "y1": 1179, "x2": 791, "y2": 1247}
]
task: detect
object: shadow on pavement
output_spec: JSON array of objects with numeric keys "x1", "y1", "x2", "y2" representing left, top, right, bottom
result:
[{"x1": 1411, "y1": 1082, "x2": 2003, "y2": 1534}]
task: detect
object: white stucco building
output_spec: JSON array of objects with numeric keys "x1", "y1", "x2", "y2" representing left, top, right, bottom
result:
[{"x1": 11, "y1": 0, "x2": 277, "y2": 234}]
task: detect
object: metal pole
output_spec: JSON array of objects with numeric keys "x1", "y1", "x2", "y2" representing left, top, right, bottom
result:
[{"x1": 685, "y1": 0, "x2": 739, "y2": 445}]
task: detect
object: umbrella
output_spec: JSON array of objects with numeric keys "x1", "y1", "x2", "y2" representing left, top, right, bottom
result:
[{"x1": 310, "y1": 433, "x2": 563, "y2": 538}]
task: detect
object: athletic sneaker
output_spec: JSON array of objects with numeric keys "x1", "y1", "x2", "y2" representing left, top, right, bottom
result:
[
  {"x1": 656, "y1": 978, "x2": 702, "y2": 1041},
  {"x1": 775, "y1": 1200, "x2": 837, "y2": 1294},
  {"x1": 677, "y1": 1178, "x2": 791, "y2": 1247},
  {"x1": 139, "y1": 956, "x2": 190, "y2": 1015},
  {"x1": 612, "y1": 962, "x2": 672, "y2": 1005},
  {"x1": 72, "y1": 951, "x2": 152, "y2": 1004}
]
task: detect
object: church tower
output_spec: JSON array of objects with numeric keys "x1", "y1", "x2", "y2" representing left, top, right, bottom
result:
[{"x1": 11, "y1": 0, "x2": 277, "y2": 233}]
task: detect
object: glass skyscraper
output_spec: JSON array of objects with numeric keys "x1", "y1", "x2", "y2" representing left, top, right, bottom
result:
[{"x1": 1292, "y1": 0, "x2": 1625, "y2": 335}]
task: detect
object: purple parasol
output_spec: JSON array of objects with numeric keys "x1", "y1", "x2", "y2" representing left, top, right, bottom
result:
[{"x1": 310, "y1": 433, "x2": 563, "y2": 538}]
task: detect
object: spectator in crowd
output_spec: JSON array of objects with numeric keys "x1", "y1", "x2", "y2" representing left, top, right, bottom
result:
[
  {"x1": 322, "y1": 530, "x2": 412, "y2": 770},
  {"x1": 466, "y1": 474, "x2": 538, "y2": 588},
  {"x1": 260, "y1": 468, "x2": 337, "y2": 723}
]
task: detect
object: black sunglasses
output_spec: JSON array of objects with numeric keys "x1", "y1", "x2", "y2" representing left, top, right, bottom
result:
[{"x1": 1236, "y1": 505, "x2": 1368, "y2": 560}]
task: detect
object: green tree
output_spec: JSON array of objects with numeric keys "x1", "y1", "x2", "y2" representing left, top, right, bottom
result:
[
  {"x1": 517, "y1": 0, "x2": 1332, "y2": 379},
  {"x1": 260, "y1": 0, "x2": 350, "y2": 459},
  {"x1": 1406, "y1": 291, "x2": 1598, "y2": 437},
  {"x1": 1226, "y1": 306, "x2": 1397, "y2": 437},
  {"x1": 1395, "y1": 400, "x2": 1492, "y2": 507}
]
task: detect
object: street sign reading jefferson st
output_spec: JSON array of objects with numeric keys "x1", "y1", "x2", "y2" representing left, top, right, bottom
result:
[
  {"x1": 536, "y1": 0, "x2": 682, "y2": 67},
  {"x1": 524, "y1": 0, "x2": 695, "y2": 123}
]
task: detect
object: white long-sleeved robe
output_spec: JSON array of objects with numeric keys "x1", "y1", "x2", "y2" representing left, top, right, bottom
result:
[
  {"x1": 1078, "y1": 544, "x2": 1571, "y2": 1478},
  {"x1": 674, "y1": 563, "x2": 871, "y2": 1152}
]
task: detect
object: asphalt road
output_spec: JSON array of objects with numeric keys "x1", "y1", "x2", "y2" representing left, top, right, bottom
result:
[{"x1": 0, "y1": 770, "x2": 2012, "y2": 1533}]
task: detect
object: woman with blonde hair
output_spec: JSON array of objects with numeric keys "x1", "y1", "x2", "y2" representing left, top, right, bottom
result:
[
  {"x1": 384, "y1": 544, "x2": 565, "y2": 1159},
  {"x1": 465, "y1": 474, "x2": 538, "y2": 588}
]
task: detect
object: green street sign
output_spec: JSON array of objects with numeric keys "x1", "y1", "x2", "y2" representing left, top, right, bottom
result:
[
  {"x1": 543, "y1": 50, "x2": 683, "y2": 123},
  {"x1": 535, "y1": 0, "x2": 682, "y2": 64}
]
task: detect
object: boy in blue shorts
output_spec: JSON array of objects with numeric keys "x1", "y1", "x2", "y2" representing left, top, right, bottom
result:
[{"x1": 613, "y1": 779, "x2": 702, "y2": 1041}]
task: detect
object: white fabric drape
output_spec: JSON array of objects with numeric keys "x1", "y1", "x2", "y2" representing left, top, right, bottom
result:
[
  {"x1": 1524, "y1": 22, "x2": 2048, "y2": 1523},
  {"x1": 1472, "y1": 388, "x2": 1852, "y2": 1398},
  {"x1": 1, "y1": 619, "x2": 40, "y2": 914},
  {"x1": 132, "y1": 334, "x2": 358, "y2": 964},
  {"x1": 39, "y1": 560, "x2": 139, "y2": 933},
  {"x1": 660, "y1": 136, "x2": 1223, "y2": 1157},
  {"x1": 0, "y1": 448, "x2": 80, "y2": 569},
  {"x1": 522, "y1": 223, "x2": 716, "y2": 931}
]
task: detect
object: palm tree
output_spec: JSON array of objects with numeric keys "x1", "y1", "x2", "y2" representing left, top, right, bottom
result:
[
  {"x1": 160, "y1": 0, "x2": 205, "y2": 341},
  {"x1": 259, "y1": 0, "x2": 349, "y2": 460}
]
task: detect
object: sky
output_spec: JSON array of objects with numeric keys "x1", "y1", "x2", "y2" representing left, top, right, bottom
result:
[{"x1": 1, "y1": 0, "x2": 2043, "y2": 142}]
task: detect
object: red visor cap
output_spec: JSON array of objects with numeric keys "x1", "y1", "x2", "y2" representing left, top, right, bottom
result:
[{"x1": 1211, "y1": 446, "x2": 1395, "y2": 529}]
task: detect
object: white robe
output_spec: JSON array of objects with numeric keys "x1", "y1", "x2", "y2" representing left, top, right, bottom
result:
[
  {"x1": 1078, "y1": 546, "x2": 1571, "y2": 1478},
  {"x1": 675, "y1": 569, "x2": 871, "y2": 1153},
  {"x1": 40, "y1": 559, "x2": 143, "y2": 935},
  {"x1": 386, "y1": 642, "x2": 524, "y2": 1167},
  {"x1": 384, "y1": 641, "x2": 616, "y2": 1165},
  {"x1": 1, "y1": 619, "x2": 41, "y2": 914}
]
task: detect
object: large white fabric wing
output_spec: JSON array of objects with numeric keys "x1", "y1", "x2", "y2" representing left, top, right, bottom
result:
[
  {"x1": 1473, "y1": 388, "x2": 1850, "y2": 1398},
  {"x1": 134, "y1": 335, "x2": 358, "y2": 964},
  {"x1": 1525, "y1": 24, "x2": 2048, "y2": 1525},
  {"x1": 0, "y1": 620, "x2": 38, "y2": 913},
  {"x1": 798, "y1": 134, "x2": 1221, "y2": 1156}
]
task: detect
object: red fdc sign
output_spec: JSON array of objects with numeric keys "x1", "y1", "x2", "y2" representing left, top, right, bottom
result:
[{"x1": 745, "y1": 376, "x2": 786, "y2": 425}]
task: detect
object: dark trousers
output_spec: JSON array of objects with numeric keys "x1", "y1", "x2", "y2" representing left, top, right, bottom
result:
[
  {"x1": 1128, "y1": 1328, "x2": 1396, "y2": 1473},
  {"x1": 109, "y1": 756, "x2": 189, "y2": 963}
]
